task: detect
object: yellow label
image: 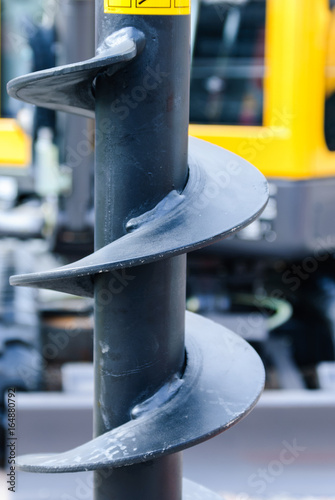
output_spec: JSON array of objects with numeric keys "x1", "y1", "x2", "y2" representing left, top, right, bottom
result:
[{"x1": 104, "y1": 0, "x2": 190, "y2": 15}]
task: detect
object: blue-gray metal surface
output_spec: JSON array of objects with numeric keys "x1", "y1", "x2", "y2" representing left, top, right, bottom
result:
[
  {"x1": 12, "y1": 391, "x2": 335, "y2": 498},
  {"x1": 7, "y1": 27, "x2": 145, "y2": 118},
  {"x1": 16, "y1": 312, "x2": 264, "y2": 472},
  {"x1": 10, "y1": 137, "x2": 268, "y2": 296}
]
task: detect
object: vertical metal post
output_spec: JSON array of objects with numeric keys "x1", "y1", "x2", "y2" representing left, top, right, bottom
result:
[
  {"x1": 93, "y1": 5, "x2": 190, "y2": 499},
  {"x1": 59, "y1": 0, "x2": 95, "y2": 237}
]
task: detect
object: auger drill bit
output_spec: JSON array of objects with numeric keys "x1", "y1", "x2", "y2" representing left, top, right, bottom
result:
[{"x1": 7, "y1": 1, "x2": 268, "y2": 499}]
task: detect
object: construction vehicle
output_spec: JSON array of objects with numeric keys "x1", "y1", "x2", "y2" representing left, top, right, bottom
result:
[{"x1": 190, "y1": 0, "x2": 335, "y2": 259}]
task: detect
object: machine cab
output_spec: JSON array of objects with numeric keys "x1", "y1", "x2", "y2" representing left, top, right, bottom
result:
[{"x1": 190, "y1": 0, "x2": 335, "y2": 258}]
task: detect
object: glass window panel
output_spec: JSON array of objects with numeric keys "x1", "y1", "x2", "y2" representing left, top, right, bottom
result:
[{"x1": 190, "y1": 0, "x2": 266, "y2": 126}]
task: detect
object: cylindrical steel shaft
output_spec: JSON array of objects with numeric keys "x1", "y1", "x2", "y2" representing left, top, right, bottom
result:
[
  {"x1": 93, "y1": 5, "x2": 190, "y2": 499},
  {"x1": 8, "y1": 2, "x2": 267, "y2": 497}
]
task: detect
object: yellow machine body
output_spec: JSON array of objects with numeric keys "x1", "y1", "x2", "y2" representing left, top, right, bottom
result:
[
  {"x1": 0, "y1": 1, "x2": 31, "y2": 171},
  {"x1": 0, "y1": 119, "x2": 31, "y2": 168},
  {"x1": 190, "y1": 0, "x2": 335, "y2": 180}
]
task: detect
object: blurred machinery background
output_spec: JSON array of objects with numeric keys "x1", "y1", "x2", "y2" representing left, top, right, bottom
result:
[
  {"x1": 189, "y1": 0, "x2": 335, "y2": 391},
  {"x1": 0, "y1": 0, "x2": 95, "y2": 469},
  {"x1": 1, "y1": 0, "x2": 335, "y2": 498}
]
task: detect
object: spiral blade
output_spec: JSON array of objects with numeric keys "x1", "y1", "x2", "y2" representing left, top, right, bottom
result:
[
  {"x1": 6, "y1": 27, "x2": 144, "y2": 118},
  {"x1": 16, "y1": 312, "x2": 264, "y2": 473},
  {"x1": 10, "y1": 137, "x2": 268, "y2": 296}
]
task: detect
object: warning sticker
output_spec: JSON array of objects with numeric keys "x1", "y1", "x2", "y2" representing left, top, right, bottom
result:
[{"x1": 104, "y1": 0, "x2": 190, "y2": 15}]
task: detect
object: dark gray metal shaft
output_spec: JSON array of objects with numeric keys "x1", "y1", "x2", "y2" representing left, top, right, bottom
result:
[{"x1": 93, "y1": 5, "x2": 190, "y2": 500}]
